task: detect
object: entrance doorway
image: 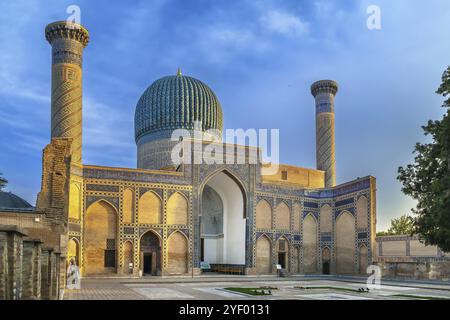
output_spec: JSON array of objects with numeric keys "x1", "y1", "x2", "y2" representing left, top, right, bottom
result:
[
  {"x1": 140, "y1": 231, "x2": 161, "y2": 276},
  {"x1": 277, "y1": 237, "x2": 289, "y2": 271},
  {"x1": 200, "y1": 171, "x2": 246, "y2": 265},
  {"x1": 143, "y1": 253, "x2": 152, "y2": 275},
  {"x1": 323, "y1": 262, "x2": 330, "y2": 274},
  {"x1": 278, "y1": 252, "x2": 286, "y2": 269},
  {"x1": 322, "y1": 247, "x2": 331, "y2": 275}
]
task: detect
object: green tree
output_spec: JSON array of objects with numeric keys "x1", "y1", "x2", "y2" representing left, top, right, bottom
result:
[
  {"x1": 397, "y1": 66, "x2": 450, "y2": 251},
  {"x1": 0, "y1": 173, "x2": 7, "y2": 191},
  {"x1": 376, "y1": 214, "x2": 415, "y2": 236},
  {"x1": 388, "y1": 215, "x2": 415, "y2": 235}
]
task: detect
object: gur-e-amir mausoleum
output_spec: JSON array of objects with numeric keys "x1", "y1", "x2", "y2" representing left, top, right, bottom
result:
[{"x1": 0, "y1": 21, "x2": 376, "y2": 298}]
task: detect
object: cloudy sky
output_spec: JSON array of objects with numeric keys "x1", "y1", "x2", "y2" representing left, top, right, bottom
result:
[{"x1": 0, "y1": 0, "x2": 449, "y2": 230}]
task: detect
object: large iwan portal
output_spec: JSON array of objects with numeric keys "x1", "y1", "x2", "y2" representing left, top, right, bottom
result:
[{"x1": 201, "y1": 171, "x2": 246, "y2": 265}]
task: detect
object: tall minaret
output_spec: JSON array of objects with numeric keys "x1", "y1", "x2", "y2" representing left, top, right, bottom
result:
[
  {"x1": 45, "y1": 21, "x2": 89, "y2": 164},
  {"x1": 311, "y1": 80, "x2": 338, "y2": 188}
]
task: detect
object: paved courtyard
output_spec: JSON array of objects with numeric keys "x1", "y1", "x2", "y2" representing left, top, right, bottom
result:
[{"x1": 63, "y1": 276, "x2": 450, "y2": 300}]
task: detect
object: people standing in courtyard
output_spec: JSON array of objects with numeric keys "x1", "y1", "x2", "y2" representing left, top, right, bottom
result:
[{"x1": 66, "y1": 259, "x2": 81, "y2": 290}]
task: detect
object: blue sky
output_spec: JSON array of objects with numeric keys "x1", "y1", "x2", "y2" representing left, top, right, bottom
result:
[{"x1": 0, "y1": 0, "x2": 449, "y2": 231}]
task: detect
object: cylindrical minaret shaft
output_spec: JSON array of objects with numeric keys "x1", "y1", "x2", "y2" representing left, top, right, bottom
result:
[
  {"x1": 311, "y1": 80, "x2": 338, "y2": 187},
  {"x1": 45, "y1": 21, "x2": 89, "y2": 164}
]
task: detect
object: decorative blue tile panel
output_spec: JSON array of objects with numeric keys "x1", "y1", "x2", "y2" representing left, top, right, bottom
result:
[
  {"x1": 304, "y1": 201, "x2": 318, "y2": 208},
  {"x1": 335, "y1": 197, "x2": 354, "y2": 207},
  {"x1": 358, "y1": 232, "x2": 368, "y2": 239}
]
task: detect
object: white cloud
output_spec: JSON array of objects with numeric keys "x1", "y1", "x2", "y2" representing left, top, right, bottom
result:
[
  {"x1": 260, "y1": 10, "x2": 308, "y2": 37},
  {"x1": 83, "y1": 96, "x2": 134, "y2": 149},
  {"x1": 209, "y1": 28, "x2": 255, "y2": 48}
]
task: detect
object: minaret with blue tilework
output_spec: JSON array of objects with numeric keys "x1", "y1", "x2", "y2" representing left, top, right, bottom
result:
[{"x1": 311, "y1": 80, "x2": 338, "y2": 187}]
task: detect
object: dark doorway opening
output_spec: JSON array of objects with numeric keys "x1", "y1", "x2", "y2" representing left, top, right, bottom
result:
[
  {"x1": 200, "y1": 238, "x2": 205, "y2": 262},
  {"x1": 143, "y1": 253, "x2": 152, "y2": 275},
  {"x1": 323, "y1": 261, "x2": 330, "y2": 274},
  {"x1": 140, "y1": 231, "x2": 161, "y2": 276},
  {"x1": 278, "y1": 252, "x2": 286, "y2": 269}
]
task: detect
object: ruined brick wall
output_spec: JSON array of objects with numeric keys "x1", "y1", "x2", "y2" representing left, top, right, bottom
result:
[{"x1": 36, "y1": 138, "x2": 72, "y2": 221}]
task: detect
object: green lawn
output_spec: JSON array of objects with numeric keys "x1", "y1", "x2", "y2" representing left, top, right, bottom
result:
[
  {"x1": 393, "y1": 294, "x2": 450, "y2": 300},
  {"x1": 224, "y1": 287, "x2": 273, "y2": 296},
  {"x1": 295, "y1": 286, "x2": 367, "y2": 293}
]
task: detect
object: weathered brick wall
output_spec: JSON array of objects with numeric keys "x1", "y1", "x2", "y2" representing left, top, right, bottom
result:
[
  {"x1": 0, "y1": 211, "x2": 58, "y2": 248},
  {"x1": 261, "y1": 164, "x2": 325, "y2": 189},
  {"x1": 36, "y1": 138, "x2": 72, "y2": 220},
  {"x1": 0, "y1": 227, "x2": 25, "y2": 300},
  {"x1": 34, "y1": 243, "x2": 42, "y2": 298},
  {"x1": 22, "y1": 240, "x2": 42, "y2": 299},
  {"x1": 375, "y1": 235, "x2": 449, "y2": 280},
  {"x1": 0, "y1": 232, "x2": 8, "y2": 299},
  {"x1": 22, "y1": 241, "x2": 35, "y2": 299},
  {"x1": 40, "y1": 249, "x2": 52, "y2": 300},
  {"x1": 377, "y1": 260, "x2": 450, "y2": 281}
]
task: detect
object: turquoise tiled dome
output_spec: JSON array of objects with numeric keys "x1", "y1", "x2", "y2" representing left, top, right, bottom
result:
[{"x1": 134, "y1": 72, "x2": 223, "y2": 143}]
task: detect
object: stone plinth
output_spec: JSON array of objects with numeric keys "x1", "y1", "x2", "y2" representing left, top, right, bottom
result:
[
  {"x1": 0, "y1": 225, "x2": 27, "y2": 300},
  {"x1": 22, "y1": 239, "x2": 42, "y2": 299}
]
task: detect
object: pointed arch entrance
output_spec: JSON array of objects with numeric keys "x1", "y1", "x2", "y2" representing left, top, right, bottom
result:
[
  {"x1": 200, "y1": 170, "x2": 247, "y2": 267},
  {"x1": 84, "y1": 200, "x2": 118, "y2": 275},
  {"x1": 139, "y1": 230, "x2": 161, "y2": 276}
]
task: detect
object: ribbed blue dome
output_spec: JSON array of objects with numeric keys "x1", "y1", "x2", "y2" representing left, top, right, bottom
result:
[
  {"x1": 0, "y1": 191, "x2": 33, "y2": 210},
  {"x1": 134, "y1": 73, "x2": 223, "y2": 143}
]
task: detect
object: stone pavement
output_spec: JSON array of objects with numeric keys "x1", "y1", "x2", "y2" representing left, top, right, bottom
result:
[{"x1": 63, "y1": 275, "x2": 450, "y2": 300}]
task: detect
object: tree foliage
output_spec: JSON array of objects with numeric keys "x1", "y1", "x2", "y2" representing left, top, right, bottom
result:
[
  {"x1": 376, "y1": 214, "x2": 415, "y2": 236},
  {"x1": 0, "y1": 173, "x2": 7, "y2": 191},
  {"x1": 397, "y1": 66, "x2": 450, "y2": 251}
]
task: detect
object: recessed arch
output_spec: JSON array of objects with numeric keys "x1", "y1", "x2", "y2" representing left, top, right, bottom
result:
[
  {"x1": 320, "y1": 204, "x2": 332, "y2": 233},
  {"x1": 138, "y1": 190, "x2": 162, "y2": 224},
  {"x1": 322, "y1": 246, "x2": 331, "y2": 274},
  {"x1": 200, "y1": 169, "x2": 246, "y2": 265},
  {"x1": 123, "y1": 240, "x2": 134, "y2": 274},
  {"x1": 255, "y1": 199, "x2": 272, "y2": 230},
  {"x1": 336, "y1": 211, "x2": 356, "y2": 274},
  {"x1": 138, "y1": 229, "x2": 162, "y2": 245},
  {"x1": 359, "y1": 244, "x2": 368, "y2": 275},
  {"x1": 167, "y1": 231, "x2": 188, "y2": 274},
  {"x1": 167, "y1": 192, "x2": 189, "y2": 225},
  {"x1": 303, "y1": 213, "x2": 318, "y2": 273},
  {"x1": 275, "y1": 201, "x2": 290, "y2": 230},
  {"x1": 293, "y1": 202, "x2": 301, "y2": 232},
  {"x1": 256, "y1": 234, "x2": 272, "y2": 274},
  {"x1": 200, "y1": 168, "x2": 247, "y2": 218},
  {"x1": 69, "y1": 183, "x2": 81, "y2": 220},
  {"x1": 67, "y1": 237, "x2": 80, "y2": 266},
  {"x1": 139, "y1": 230, "x2": 162, "y2": 276},
  {"x1": 276, "y1": 236, "x2": 289, "y2": 270},
  {"x1": 356, "y1": 196, "x2": 369, "y2": 229},
  {"x1": 86, "y1": 198, "x2": 118, "y2": 214},
  {"x1": 84, "y1": 200, "x2": 118, "y2": 275}
]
